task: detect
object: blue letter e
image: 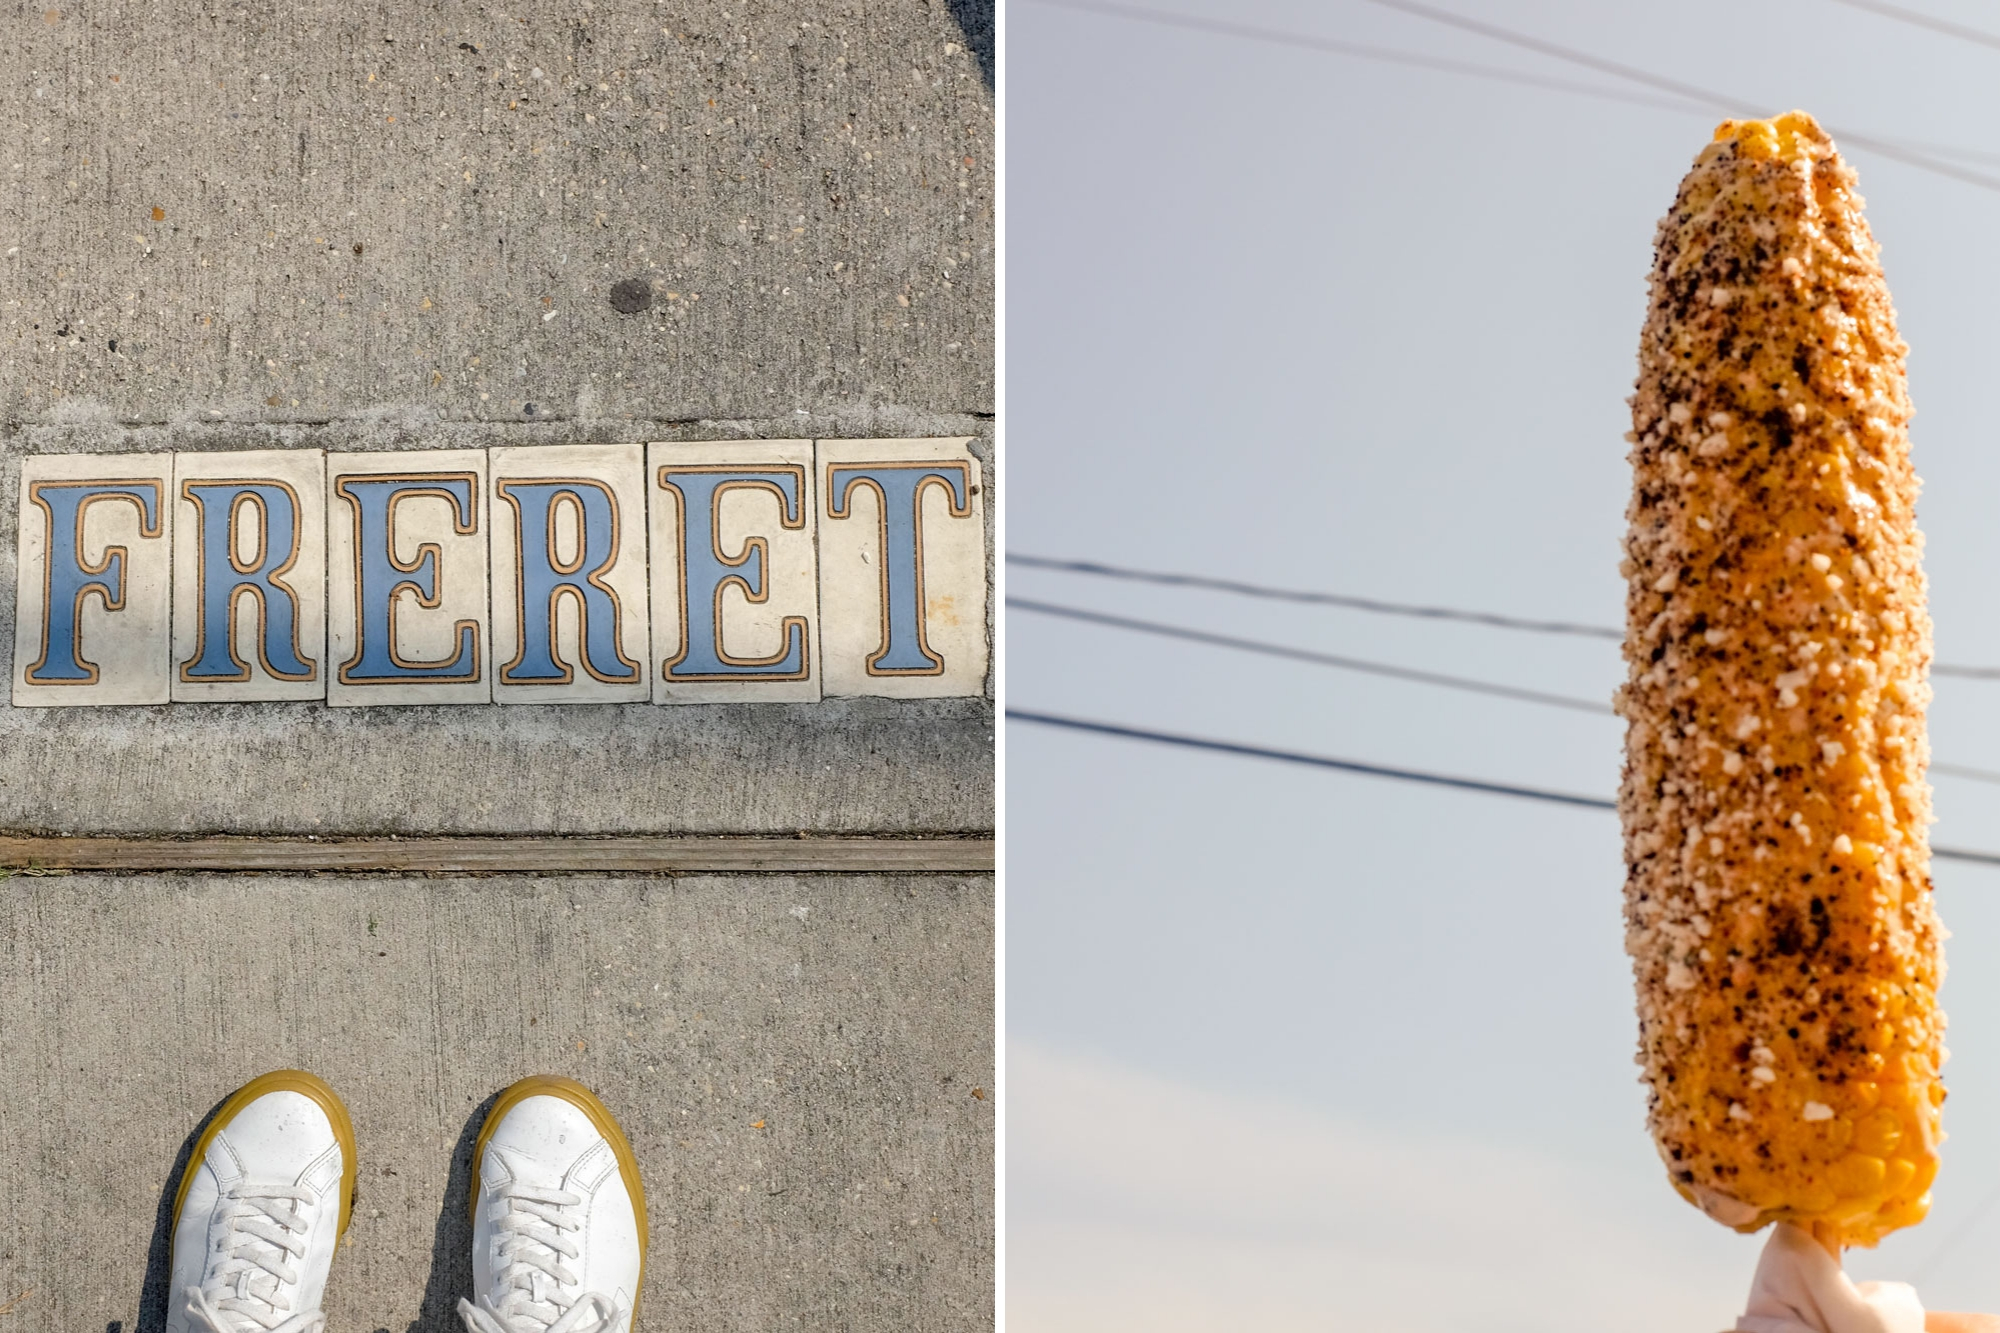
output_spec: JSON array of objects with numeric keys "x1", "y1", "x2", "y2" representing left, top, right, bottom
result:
[
  {"x1": 658, "y1": 465, "x2": 809, "y2": 681},
  {"x1": 335, "y1": 473, "x2": 480, "y2": 684}
]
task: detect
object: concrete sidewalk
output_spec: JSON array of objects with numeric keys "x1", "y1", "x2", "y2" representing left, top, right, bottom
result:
[
  {"x1": 0, "y1": 872, "x2": 993, "y2": 1332},
  {"x1": 0, "y1": 2, "x2": 996, "y2": 1328}
]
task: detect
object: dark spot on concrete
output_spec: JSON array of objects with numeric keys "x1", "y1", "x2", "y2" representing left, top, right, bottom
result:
[
  {"x1": 54, "y1": 323, "x2": 70, "y2": 337},
  {"x1": 107, "y1": 338, "x2": 117, "y2": 352},
  {"x1": 608, "y1": 278, "x2": 652, "y2": 314},
  {"x1": 352, "y1": 242, "x2": 364, "y2": 256},
  {"x1": 457, "y1": 41, "x2": 477, "y2": 52},
  {"x1": 523, "y1": 402, "x2": 538, "y2": 416}
]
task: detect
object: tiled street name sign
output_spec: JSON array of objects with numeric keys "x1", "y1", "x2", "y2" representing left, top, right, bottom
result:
[{"x1": 14, "y1": 438, "x2": 987, "y2": 706}]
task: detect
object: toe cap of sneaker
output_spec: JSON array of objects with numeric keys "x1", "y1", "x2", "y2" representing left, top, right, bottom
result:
[
  {"x1": 213, "y1": 1090, "x2": 342, "y2": 1189},
  {"x1": 483, "y1": 1094, "x2": 605, "y2": 1186}
]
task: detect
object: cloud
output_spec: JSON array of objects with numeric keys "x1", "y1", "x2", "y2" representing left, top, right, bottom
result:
[{"x1": 1007, "y1": 1040, "x2": 1753, "y2": 1333}]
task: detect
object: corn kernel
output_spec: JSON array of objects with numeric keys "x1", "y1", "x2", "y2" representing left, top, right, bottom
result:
[
  {"x1": 1827, "y1": 1154, "x2": 1888, "y2": 1200},
  {"x1": 1853, "y1": 1109, "x2": 1902, "y2": 1158}
]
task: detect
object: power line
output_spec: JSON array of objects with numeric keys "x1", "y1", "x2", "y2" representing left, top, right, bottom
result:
[
  {"x1": 1026, "y1": 0, "x2": 2000, "y2": 193},
  {"x1": 1010, "y1": 551, "x2": 2000, "y2": 678},
  {"x1": 1823, "y1": 0, "x2": 2000, "y2": 53},
  {"x1": 1352, "y1": 0, "x2": 1754, "y2": 112},
  {"x1": 1933, "y1": 762, "x2": 2000, "y2": 786},
  {"x1": 1891, "y1": 138, "x2": 2000, "y2": 168},
  {"x1": 1010, "y1": 595, "x2": 1615, "y2": 714},
  {"x1": 1007, "y1": 708, "x2": 2000, "y2": 866},
  {"x1": 1349, "y1": 0, "x2": 2000, "y2": 192},
  {"x1": 1010, "y1": 553, "x2": 1622, "y2": 639},
  {"x1": 1008, "y1": 708, "x2": 1617, "y2": 807},
  {"x1": 1935, "y1": 663, "x2": 2000, "y2": 680},
  {"x1": 1017, "y1": 593, "x2": 2000, "y2": 784},
  {"x1": 1013, "y1": 0, "x2": 1712, "y2": 116}
]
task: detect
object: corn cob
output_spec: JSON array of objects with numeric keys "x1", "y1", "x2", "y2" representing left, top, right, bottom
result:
[{"x1": 1619, "y1": 111, "x2": 1943, "y2": 1248}]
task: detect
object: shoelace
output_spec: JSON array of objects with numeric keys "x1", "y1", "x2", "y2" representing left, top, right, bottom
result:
[
  {"x1": 455, "y1": 1178, "x2": 628, "y2": 1333},
  {"x1": 183, "y1": 1183, "x2": 326, "y2": 1333}
]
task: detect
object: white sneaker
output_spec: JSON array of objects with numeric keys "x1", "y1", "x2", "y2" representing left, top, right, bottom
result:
[
  {"x1": 165, "y1": 1070, "x2": 357, "y2": 1333},
  {"x1": 457, "y1": 1075, "x2": 648, "y2": 1333}
]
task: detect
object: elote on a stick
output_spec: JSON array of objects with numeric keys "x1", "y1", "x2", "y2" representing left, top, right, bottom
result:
[{"x1": 1620, "y1": 110, "x2": 1943, "y2": 1248}]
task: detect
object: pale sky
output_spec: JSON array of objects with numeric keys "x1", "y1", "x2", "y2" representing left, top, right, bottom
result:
[{"x1": 1005, "y1": 0, "x2": 2000, "y2": 1327}]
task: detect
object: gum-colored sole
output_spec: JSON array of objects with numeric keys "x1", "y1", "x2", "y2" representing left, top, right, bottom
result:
[
  {"x1": 470, "y1": 1075, "x2": 649, "y2": 1324},
  {"x1": 171, "y1": 1069, "x2": 359, "y2": 1236}
]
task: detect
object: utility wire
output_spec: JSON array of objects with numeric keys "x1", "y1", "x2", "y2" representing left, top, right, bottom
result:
[
  {"x1": 1012, "y1": 0, "x2": 1711, "y2": 116},
  {"x1": 1933, "y1": 762, "x2": 2000, "y2": 786},
  {"x1": 1007, "y1": 708, "x2": 2000, "y2": 866},
  {"x1": 1011, "y1": 595, "x2": 1616, "y2": 714},
  {"x1": 1823, "y1": 0, "x2": 2000, "y2": 53},
  {"x1": 1351, "y1": 0, "x2": 1757, "y2": 112},
  {"x1": 1017, "y1": 593, "x2": 2000, "y2": 783},
  {"x1": 1008, "y1": 708, "x2": 1618, "y2": 808},
  {"x1": 1889, "y1": 138, "x2": 2000, "y2": 167},
  {"x1": 1935, "y1": 663, "x2": 2000, "y2": 680},
  {"x1": 1026, "y1": 0, "x2": 2000, "y2": 193},
  {"x1": 1348, "y1": 0, "x2": 2000, "y2": 192},
  {"x1": 1010, "y1": 553, "x2": 1622, "y2": 639},
  {"x1": 1010, "y1": 552, "x2": 2000, "y2": 679}
]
